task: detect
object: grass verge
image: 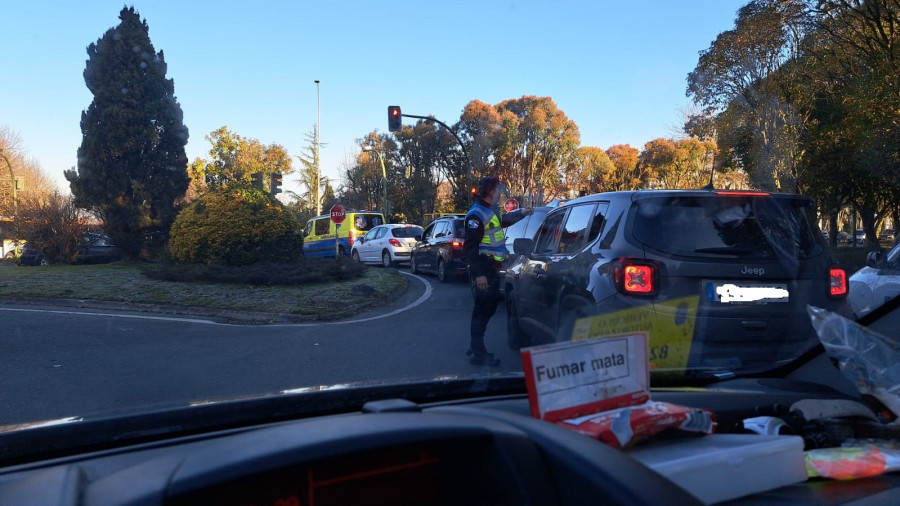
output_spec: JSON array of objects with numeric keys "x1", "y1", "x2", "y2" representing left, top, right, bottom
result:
[{"x1": 0, "y1": 261, "x2": 407, "y2": 319}]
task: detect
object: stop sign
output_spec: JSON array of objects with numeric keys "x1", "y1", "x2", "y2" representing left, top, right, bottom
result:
[
  {"x1": 330, "y1": 204, "x2": 346, "y2": 224},
  {"x1": 504, "y1": 198, "x2": 520, "y2": 212}
]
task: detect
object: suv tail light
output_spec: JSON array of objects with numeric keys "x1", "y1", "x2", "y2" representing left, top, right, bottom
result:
[
  {"x1": 349, "y1": 230, "x2": 355, "y2": 245},
  {"x1": 613, "y1": 259, "x2": 659, "y2": 297},
  {"x1": 828, "y1": 266, "x2": 848, "y2": 298}
]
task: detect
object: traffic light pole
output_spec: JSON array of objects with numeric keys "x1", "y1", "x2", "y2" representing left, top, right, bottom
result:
[
  {"x1": 0, "y1": 149, "x2": 18, "y2": 241},
  {"x1": 400, "y1": 113, "x2": 473, "y2": 188}
]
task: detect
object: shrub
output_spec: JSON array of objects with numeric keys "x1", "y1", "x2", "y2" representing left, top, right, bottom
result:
[{"x1": 168, "y1": 186, "x2": 303, "y2": 265}]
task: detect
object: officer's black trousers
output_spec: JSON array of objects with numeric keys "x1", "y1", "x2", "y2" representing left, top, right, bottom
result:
[{"x1": 469, "y1": 268, "x2": 501, "y2": 353}]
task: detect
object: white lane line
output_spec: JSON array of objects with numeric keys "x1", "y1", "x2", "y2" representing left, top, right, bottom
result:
[
  {"x1": 277, "y1": 271, "x2": 433, "y2": 326},
  {"x1": 0, "y1": 271, "x2": 433, "y2": 327}
]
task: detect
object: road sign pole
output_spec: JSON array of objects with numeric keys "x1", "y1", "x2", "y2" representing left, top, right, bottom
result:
[
  {"x1": 330, "y1": 204, "x2": 347, "y2": 258},
  {"x1": 335, "y1": 223, "x2": 342, "y2": 258}
]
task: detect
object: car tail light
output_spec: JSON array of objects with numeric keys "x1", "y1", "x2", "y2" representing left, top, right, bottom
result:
[
  {"x1": 613, "y1": 259, "x2": 658, "y2": 296},
  {"x1": 389, "y1": 238, "x2": 403, "y2": 247},
  {"x1": 828, "y1": 266, "x2": 848, "y2": 298},
  {"x1": 451, "y1": 239, "x2": 464, "y2": 249}
]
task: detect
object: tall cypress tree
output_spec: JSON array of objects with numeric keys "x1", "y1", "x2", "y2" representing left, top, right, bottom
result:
[{"x1": 65, "y1": 7, "x2": 189, "y2": 256}]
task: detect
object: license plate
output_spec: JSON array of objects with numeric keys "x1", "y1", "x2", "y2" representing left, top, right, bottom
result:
[{"x1": 705, "y1": 281, "x2": 789, "y2": 303}]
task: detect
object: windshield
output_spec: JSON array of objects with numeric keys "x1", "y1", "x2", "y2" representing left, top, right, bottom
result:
[{"x1": 1, "y1": 0, "x2": 894, "y2": 459}]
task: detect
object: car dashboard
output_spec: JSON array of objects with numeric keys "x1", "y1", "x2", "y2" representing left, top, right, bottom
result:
[{"x1": 4, "y1": 356, "x2": 900, "y2": 506}]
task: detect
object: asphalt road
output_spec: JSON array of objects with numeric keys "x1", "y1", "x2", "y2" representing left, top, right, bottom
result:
[{"x1": 0, "y1": 270, "x2": 522, "y2": 426}]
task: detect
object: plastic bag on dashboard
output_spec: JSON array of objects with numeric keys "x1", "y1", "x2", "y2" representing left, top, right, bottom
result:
[
  {"x1": 806, "y1": 444, "x2": 900, "y2": 480},
  {"x1": 808, "y1": 306, "x2": 900, "y2": 418}
]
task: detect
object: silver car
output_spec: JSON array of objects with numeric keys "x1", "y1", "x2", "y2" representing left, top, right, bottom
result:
[{"x1": 351, "y1": 223, "x2": 423, "y2": 267}]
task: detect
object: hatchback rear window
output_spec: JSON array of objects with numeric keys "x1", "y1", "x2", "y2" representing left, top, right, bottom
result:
[
  {"x1": 632, "y1": 195, "x2": 821, "y2": 259},
  {"x1": 392, "y1": 226, "x2": 423, "y2": 238},
  {"x1": 451, "y1": 219, "x2": 464, "y2": 238}
]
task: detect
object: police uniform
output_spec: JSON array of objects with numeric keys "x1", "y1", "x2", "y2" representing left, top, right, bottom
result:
[{"x1": 463, "y1": 177, "x2": 528, "y2": 366}]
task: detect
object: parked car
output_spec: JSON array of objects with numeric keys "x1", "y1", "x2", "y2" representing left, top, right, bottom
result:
[
  {"x1": 74, "y1": 232, "x2": 122, "y2": 264},
  {"x1": 409, "y1": 216, "x2": 467, "y2": 282},
  {"x1": 849, "y1": 241, "x2": 900, "y2": 318},
  {"x1": 880, "y1": 229, "x2": 894, "y2": 241},
  {"x1": 18, "y1": 242, "x2": 49, "y2": 266},
  {"x1": 504, "y1": 189, "x2": 851, "y2": 375},
  {"x1": 855, "y1": 229, "x2": 866, "y2": 245},
  {"x1": 351, "y1": 223, "x2": 423, "y2": 267}
]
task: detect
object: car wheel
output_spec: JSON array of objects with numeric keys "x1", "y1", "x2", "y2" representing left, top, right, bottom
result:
[
  {"x1": 382, "y1": 250, "x2": 393, "y2": 268},
  {"x1": 437, "y1": 258, "x2": 448, "y2": 283},
  {"x1": 506, "y1": 295, "x2": 530, "y2": 349},
  {"x1": 351, "y1": 250, "x2": 361, "y2": 262},
  {"x1": 410, "y1": 255, "x2": 419, "y2": 274},
  {"x1": 39, "y1": 257, "x2": 49, "y2": 266}
]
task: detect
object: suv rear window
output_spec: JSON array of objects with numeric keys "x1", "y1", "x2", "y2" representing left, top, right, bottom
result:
[{"x1": 631, "y1": 195, "x2": 821, "y2": 259}]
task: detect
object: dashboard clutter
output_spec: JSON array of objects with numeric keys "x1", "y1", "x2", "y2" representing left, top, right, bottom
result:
[
  {"x1": 630, "y1": 434, "x2": 808, "y2": 504},
  {"x1": 806, "y1": 444, "x2": 900, "y2": 480},
  {"x1": 520, "y1": 332, "x2": 716, "y2": 449},
  {"x1": 559, "y1": 400, "x2": 716, "y2": 449},
  {"x1": 808, "y1": 306, "x2": 900, "y2": 418}
]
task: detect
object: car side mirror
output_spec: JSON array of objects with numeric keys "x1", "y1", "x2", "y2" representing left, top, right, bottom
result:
[
  {"x1": 513, "y1": 238, "x2": 533, "y2": 257},
  {"x1": 358, "y1": 237, "x2": 366, "y2": 244},
  {"x1": 867, "y1": 250, "x2": 883, "y2": 268},
  {"x1": 415, "y1": 234, "x2": 424, "y2": 242}
]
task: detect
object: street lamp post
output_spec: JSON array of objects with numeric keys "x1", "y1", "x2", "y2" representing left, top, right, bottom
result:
[
  {"x1": 314, "y1": 80, "x2": 321, "y2": 216},
  {"x1": 362, "y1": 146, "x2": 388, "y2": 223},
  {"x1": 0, "y1": 149, "x2": 18, "y2": 241}
]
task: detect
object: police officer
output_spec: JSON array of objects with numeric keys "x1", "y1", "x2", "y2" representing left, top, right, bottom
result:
[{"x1": 463, "y1": 176, "x2": 531, "y2": 366}]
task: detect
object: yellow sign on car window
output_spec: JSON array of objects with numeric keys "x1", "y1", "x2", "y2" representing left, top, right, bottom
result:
[{"x1": 568, "y1": 296, "x2": 700, "y2": 372}]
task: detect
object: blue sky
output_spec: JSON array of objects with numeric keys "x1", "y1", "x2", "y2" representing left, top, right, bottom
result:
[{"x1": 2, "y1": 1, "x2": 748, "y2": 194}]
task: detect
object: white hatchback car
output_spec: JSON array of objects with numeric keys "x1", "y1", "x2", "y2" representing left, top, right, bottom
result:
[
  {"x1": 849, "y1": 241, "x2": 900, "y2": 318},
  {"x1": 351, "y1": 223, "x2": 423, "y2": 267}
]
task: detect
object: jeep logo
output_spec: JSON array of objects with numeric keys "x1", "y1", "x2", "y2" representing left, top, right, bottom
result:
[{"x1": 741, "y1": 266, "x2": 765, "y2": 276}]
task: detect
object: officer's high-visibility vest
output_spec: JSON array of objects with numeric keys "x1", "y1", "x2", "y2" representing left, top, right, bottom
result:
[{"x1": 466, "y1": 203, "x2": 506, "y2": 262}]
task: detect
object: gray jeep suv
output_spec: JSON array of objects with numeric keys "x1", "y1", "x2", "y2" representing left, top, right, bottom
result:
[{"x1": 503, "y1": 189, "x2": 851, "y2": 377}]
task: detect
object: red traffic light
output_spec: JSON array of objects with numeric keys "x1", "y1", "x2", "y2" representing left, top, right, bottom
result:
[
  {"x1": 270, "y1": 173, "x2": 283, "y2": 196},
  {"x1": 388, "y1": 106, "x2": 402, "y2": 132}
]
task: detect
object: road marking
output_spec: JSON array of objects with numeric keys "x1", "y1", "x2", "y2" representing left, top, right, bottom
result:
[
  {"x1": 0, "y1": 271, "x2": 433, "y2": 327},
  {"x1": 281, "y1": 271, "x2": 432, "y2": 327}
]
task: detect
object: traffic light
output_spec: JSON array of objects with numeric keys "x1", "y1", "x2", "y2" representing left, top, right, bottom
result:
[
  {"x1": 270, "y1": 173, "x2": 282, "y2": 196},
  {"x1": 388, "y1": 106, "x2": 402, "y2": 132},
  {"x1": 251, "y1": 172, "x2": 263, "y2": 189}
]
